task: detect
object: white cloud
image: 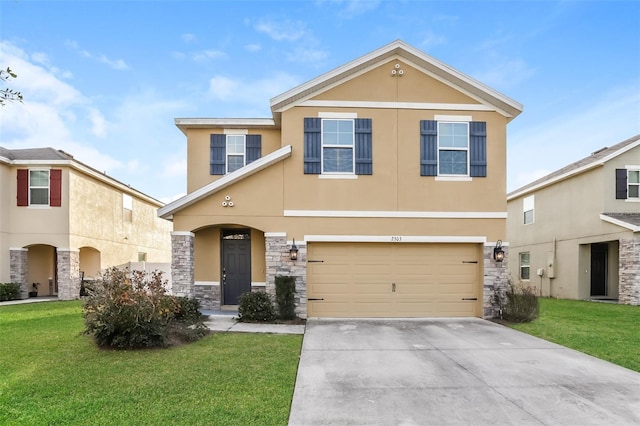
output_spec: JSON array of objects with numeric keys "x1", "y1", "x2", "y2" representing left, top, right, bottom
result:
[
  {"x1": 420, "y1": 31, "x2": 447, "y2": 50},
  {"x1": 191, "y1": 49, "x2": 225, "y2": 62},
  {"x1": 208, "y1": 72, "x2": 300, "y2": 107},
  {"x1": 286, "y1": 47, "x2": 328, "y2": 64},
  {"x1": 66, "y1": 39, "x2": 129, "y2": 70},
  {"x1": 162, "y1": 158, "x2": 187, "y2": 178},
  {"x1": 316, "y1": 0, "x2": 381, "y2": 18},
  {"x1": 89, "y1": 108, "x2": 108, "y2": 138},
  {"x1": 254, "y1": 18, "x2": 307, "y2": 41},
  {"x1": 473, "y1": 56, "x2": 536, "y2": 90},
  {"x1": 181, "y1": 33, "x2": 197, "y2": 43},
  {"x1": 245, "y1": 43, "x2": 261, "y2": 52}
]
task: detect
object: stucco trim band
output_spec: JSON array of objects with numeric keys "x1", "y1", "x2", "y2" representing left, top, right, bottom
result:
[
  {"x1": 304, "y1": 235, "x2": 487, "y2": 244},
  {"x1": 285, "y1": 210, "x2": 507, "y2": 219}
]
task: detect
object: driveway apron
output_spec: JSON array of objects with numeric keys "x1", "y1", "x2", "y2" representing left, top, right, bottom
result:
[{"x1": 288, "y1": 318, "x2": 640, "y2": 426}]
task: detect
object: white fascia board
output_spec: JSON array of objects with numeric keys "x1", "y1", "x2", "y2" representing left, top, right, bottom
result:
[
  {"x1": 0, "y1": 155, "x2": 10, "y2": 164},
  {"x1": 508, "y1": 138, "x2": 640, "y2": 201},
  {"x1": 284, "y1": 210, "x2": 507, "y2": 219},
  {"x1": 174, "y1": 118, "x2": 277, "y2": 135},
  {"x1": 304, "y1": 235, "x2": 487, "y2": 244},
  {"x1": 600, "y1": 214, "x2": 640, "y2": 232},
  {"x1": 295, "y1": 100, "x2": 494, "y2": 113},
  {"x1": 158, "y1": 145, "x2": 292, "y2": 219}
]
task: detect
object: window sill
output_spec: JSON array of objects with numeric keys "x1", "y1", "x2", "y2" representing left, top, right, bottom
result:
[
  {"x1": 318, "y1": 174, "x2": 358, "y2": 180},
  {"x1": 625, "y1": 198, "x2": 640, "y2": 203},
  {"x1": 435, "y1": 176, "x2": 472, "y2": 182},
  {"x1": 27, "y1": 205, "x2": 51, "y2": 209}
]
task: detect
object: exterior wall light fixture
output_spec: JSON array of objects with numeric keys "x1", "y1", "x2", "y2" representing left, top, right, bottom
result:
[
  {"x1": 493, "y1": 240, "x2": 505, "y2": 262},
  {"x1": 290, "y1": 238, "x2": 299, "y2": 261}
]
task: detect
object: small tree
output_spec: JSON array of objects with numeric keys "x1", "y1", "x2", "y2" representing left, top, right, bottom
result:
[{"x1": 1, "y1": 67, "x2": 23, "y2": 106}]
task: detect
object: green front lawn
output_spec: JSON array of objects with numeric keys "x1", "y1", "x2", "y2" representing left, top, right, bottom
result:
[
  {"x1": 0, "y1": 301, "x2": 302, "y2": 425},
  {"x1": 511, "y1": 298, "x2": 640, "y2": 373}
]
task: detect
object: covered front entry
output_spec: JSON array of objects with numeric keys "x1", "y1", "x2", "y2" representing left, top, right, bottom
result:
[
  {"x1": 306, "y1": 242, "x2": 482, "y2": 318},
  {"x1": 221, "y1": 229, "x2": 251, "y2": 305}
]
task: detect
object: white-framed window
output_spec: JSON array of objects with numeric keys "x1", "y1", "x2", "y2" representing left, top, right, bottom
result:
[
  {"x1": 226, "y1": 135, "x2": 246, "y2": 173},
  {"x1": 628, "y1": 169, "x2": 639, "y2": 199},
  {"x1": 438, "y1": 122, "x2": 469, "y2": 176},
  {"x1": 29, "y1": 169, "x2": 50, "y2": 206},
  {"x1": 123, "y1": 193, "x2": 133, "y2": 222},
  {"x1": 520, "y1": 252, "x2": 530, "y2": 280},
  {"x1": 322, "y1": 119, "x2": 354, "y2": 174},
  {"x1": 523, "y1": 195, "x2": 535, "y2": 225}
]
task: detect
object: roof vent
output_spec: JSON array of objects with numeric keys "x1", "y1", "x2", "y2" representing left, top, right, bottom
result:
[{"x1": 591, "y1": 147, "x2": 608, "y2": 156}]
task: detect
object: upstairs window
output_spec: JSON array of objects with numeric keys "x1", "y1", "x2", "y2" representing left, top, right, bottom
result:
[
  {"x1": 438, "y1": 122, "x2": 469, "y2": 175},
  {"x1": 322, "y1": 119, "x2": 354, "y2": 173},
  {"x1": 304, "y1": 117, "x2": 372, "y2": 176},
  {"x1": 420, "y1": 120, "x2": 486, "y2": 177},
  {"x1": 628, "y1": 170, "x2": 639, "y2": 199},
  {"x1": 615, "y1": 168, "x2": 640, "y2": 200},
  {"x1": 523, "y1": 195, "x2": 535, "y2": 224},
  {"x1": 17, "y1": 169, "x2": 62, "y2": 207},
  {"x1": 226, "y1": 135, "x2": 246, "y2": 173},
  {"x1": 210, "y1": 134, "x2": 262, "y2": 175},
  {"x1": 123, "y1": 193, "x2": 133, "y2": 222},
  {"x1": 29, "y1": 170, "x2": 50, "y2": 205}
]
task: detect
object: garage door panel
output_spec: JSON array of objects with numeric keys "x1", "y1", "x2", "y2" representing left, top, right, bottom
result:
[{"x1": 307, "y1": 242, "x2": 481, "y2": 318}]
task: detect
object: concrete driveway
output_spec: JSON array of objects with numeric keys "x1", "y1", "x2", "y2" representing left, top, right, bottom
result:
[{"x1": 288, "y1": 318, "x2": 640, "y2": 426}]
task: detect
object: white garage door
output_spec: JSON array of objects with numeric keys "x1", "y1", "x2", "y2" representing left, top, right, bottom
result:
[{"x1": 306, "y1": 242, "x2": 481, "y2": 318}]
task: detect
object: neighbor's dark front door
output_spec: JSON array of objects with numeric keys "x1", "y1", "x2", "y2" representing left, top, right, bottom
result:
[
  {"x1": 222, "y1": 231, "x2": 251, "y2": 305},
  {"x1": 590, "y1": 243, "x2": 608, "y2": 297}
]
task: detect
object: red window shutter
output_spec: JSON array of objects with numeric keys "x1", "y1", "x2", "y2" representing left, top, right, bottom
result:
[
  {"x1": 50, "y1": 169, "x2": 62, "y2": 207},
  {"x1": 17, "y1": 169, "x2": 29, "y2": 206}
]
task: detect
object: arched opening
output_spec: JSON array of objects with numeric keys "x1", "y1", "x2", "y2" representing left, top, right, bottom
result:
[
  {"x1": 25, "y1": 244, "x2": 56, "y2": 296},
  {"x1": 79, "y1": 247, "x2": 101, "y2": 280}
]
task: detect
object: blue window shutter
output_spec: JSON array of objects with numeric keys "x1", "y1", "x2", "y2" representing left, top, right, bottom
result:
[
  {"x1": 420, "y1": 120, "x2": 437, "y2": 176},
  {"x1": 616, "y1": 169, "x2": 628, "y2": 199},
  {"x1": 355, "y1": 118, "x2": 372, "y2": 175},
  {"x1": 469, "y1": 121, "x2": 487, "y2": 177},
  {"x1": 210, "y1": 134, "x2": 226, "y2": 175},
  {"x1": 246, "y1": 135, "x2": 262, "y2": 164},
  {"x1": 304, "y1": 118, "x2": 322, "y2": 174}
]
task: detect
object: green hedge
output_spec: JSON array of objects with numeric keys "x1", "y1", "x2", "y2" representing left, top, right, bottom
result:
[{"x1": 0, "y1": 283, "x2": 21, "y2": 301}]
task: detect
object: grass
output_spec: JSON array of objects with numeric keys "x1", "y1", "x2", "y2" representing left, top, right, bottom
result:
[
  {"x1": 511, "y1": 298, "x2": 640, "y2": 373},
  {"x1": 0, "y1": 301, "x2": 303, "y2": 425}
]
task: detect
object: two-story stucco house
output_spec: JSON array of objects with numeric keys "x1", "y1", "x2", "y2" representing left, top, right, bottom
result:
[
  {"x1": 159, "y1": 40, "x2": 523, "y2": 318},
  {"x1": 0, "y1": 147, "x2": 173, "y2": 299},
  {"x1": 507, "y1": 134, "x2": 640, "y2": 305}
]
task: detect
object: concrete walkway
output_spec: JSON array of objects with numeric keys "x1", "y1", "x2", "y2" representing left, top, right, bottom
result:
[{"x1": 289, "y1": 318, "x2": 640, "y2": 426}]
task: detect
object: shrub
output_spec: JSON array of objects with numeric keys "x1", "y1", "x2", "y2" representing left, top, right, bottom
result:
[
  {"x1": 238, "y1": 291, "x2": 276, "y2": 322},
  {"x1": 0, "y1": 283, "x2": 21, "y2": 301},
  {"x1": 82, "y1": 267, "x2": 207, "y2": 349},
  {"x1": 275, "y1": 275, "x2": 297, "y2": 320},
  {"x1": 503, "y1": 283, "x2": 539, "y2": 323}
]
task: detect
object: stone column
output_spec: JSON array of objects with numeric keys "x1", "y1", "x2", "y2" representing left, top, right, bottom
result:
[
  {"x1": 171, "y1": 231, "x2": 195, "y2": 298},
  {"x1": 619, "y1": 237, "x2": 640, "y2": 305},
  {"x1": 57, "y1": 249, "x2": 80, "y2": 300},
  {"x1": 483, "y1": 244, "x2": 510, "y2": 318},
  {"x1": 10, "y1": 248, "x2": 29, "y2": 299},
  {"x1": 265, "y1": 233, "x2": 308, "y2": 318}
]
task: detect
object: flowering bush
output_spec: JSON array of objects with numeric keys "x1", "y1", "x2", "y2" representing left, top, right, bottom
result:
[{"x1": 83, "y1": 267, "x2": 207, "y2": 349}]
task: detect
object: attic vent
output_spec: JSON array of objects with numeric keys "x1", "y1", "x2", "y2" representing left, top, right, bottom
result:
[{"x1": 591, "y1": 147, "x2": 608, "y2": 156}]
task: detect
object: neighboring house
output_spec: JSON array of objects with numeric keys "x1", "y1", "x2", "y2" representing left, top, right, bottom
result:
[
  {"x1": 0, "y1": 147, "x2": 173, "y2": 299},
  {"x1": 506, "y1": 135, "x2": 640, "y2": 305},
  {"x1": 159, "y1": 40, "x2": 523, "y2": 318}
]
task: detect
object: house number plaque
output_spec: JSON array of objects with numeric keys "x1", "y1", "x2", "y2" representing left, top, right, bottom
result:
[{"x1": 391, "y1": 236, "x2": 402, "y2": 242}]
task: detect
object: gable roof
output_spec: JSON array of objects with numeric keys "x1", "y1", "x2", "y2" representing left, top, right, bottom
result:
[
  {"x1": 508, "y1": 134, "x2": 640, "y2": 200},
  {"x1": 601, "y1": 213, "x2": 640, "y2": 232},
  {"x1": 269, "y1": 39, "x2": 523, "y2": 124},
  {"x1": 0, "y1": 146, "x2": 165, "y2": 207},
  {"x1": 158, "y1": 144, "x2": 292, "y2": 220}
]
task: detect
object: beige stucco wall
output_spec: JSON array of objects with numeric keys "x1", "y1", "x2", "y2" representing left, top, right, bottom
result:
[
  {"x1": 68, "y1": 169, "x2": 172, "y2": 272},
  {"x1": 507, "y1": 159, "x2": 636, "y2": 299}
]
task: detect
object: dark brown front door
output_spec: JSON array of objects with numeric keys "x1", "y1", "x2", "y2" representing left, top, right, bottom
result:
[
  {"x1": 590, "y1": 243, "x2": 608, "y2": 297},
  {"x1": 222, "y1": 230, "x2": 251, "y2": 305}
]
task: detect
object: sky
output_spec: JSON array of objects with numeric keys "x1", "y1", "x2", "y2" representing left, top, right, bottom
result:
[{"x1": 1, "y1": 0, "x2": 639, "y2": 203}]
